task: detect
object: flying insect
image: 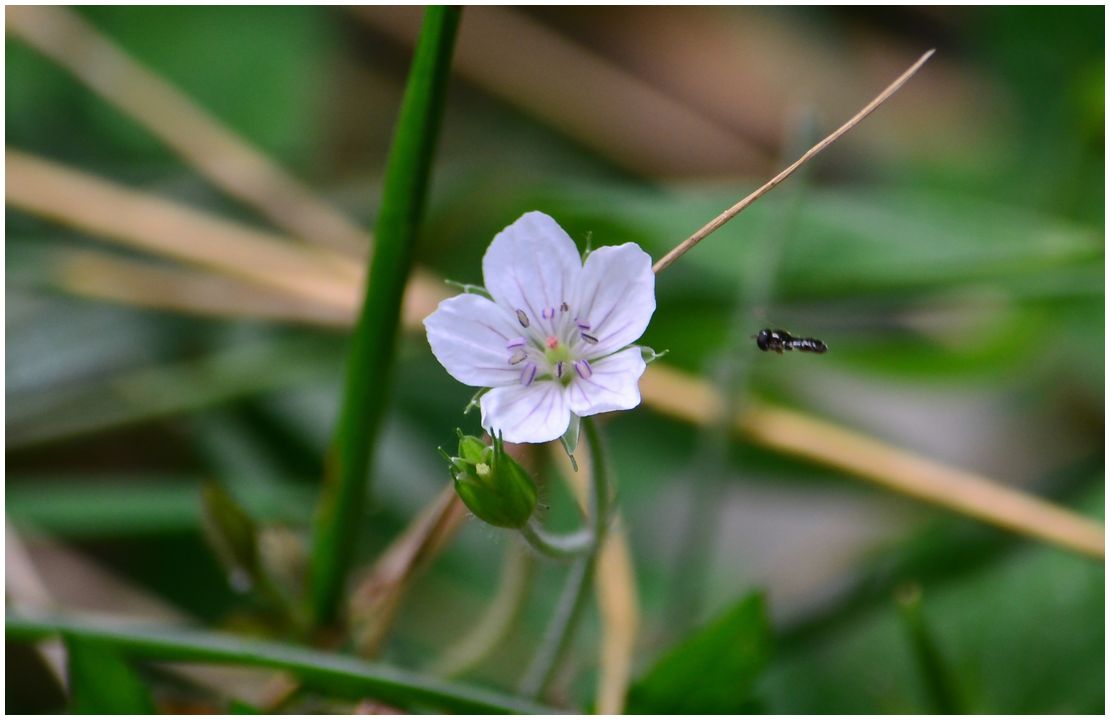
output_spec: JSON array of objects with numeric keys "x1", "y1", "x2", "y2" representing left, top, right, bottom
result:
[{"x1": 754, "y1": 328, "x2": 828, "y2": 354}]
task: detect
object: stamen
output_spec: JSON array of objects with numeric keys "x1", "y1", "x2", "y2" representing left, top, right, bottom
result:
[
  {"x1": 545, "y1": 336, "x2": 559, "y2": 349},
  {"x1": 581, "y1": 332, "x2": 599, "y2": 344},
  {"x1": 560, "y1": 302, "x2": 569, "y2": 313},
  {"x1": 575, "y1": 318, "x2": 591, "y2": 330},
  {"x1": 520, "y1": 362, "x2": 537, "y2": 386},
  {"x1": 515, "y1": 309, "x2": 530, "y2": 328},
  {"x1": 509, "y1": 349, "x2": 527, "y2": 365},
  {"x1": 541, "y1": 307, "x2": 555, "y2": 320},
  {"x1": 574, "y1": 359, "x2": 592, "y2": 379},
  {"x1": 555, "y1": 361, "x2": 566, "y2": 379},
  {"x1": 506, "y1": 337, "x2": 526, "y2": 349}
]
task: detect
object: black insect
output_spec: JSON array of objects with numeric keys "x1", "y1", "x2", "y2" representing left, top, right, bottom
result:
[{"x1": 754, "y1": 328, "x2": 828, "y2": 354}]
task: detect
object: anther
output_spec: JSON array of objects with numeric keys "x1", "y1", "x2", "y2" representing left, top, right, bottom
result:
[
  {"x1": 560, "y1": 302, "x2": 569, "y2": 313},
  {"x1": 520, "y1": 362, "x2": 537, "y2": 386},
  {"x1": 555, "y1": 361, "x2": 566, "y2": 379},
  {"x1": 506, "y1": 337, "x2": 526, "y2": 349},
  {"x1": 516, "y1": 309, "x2": 530, "y2": 328},
  {"x1": 575, "y1": 318, "x2": 591, "y2": 330},
  {"x1": 581, "y1": 332, "x2": 599, "y2": 344},
  {"x1": 574, "y1": 359, "x2": 592, "y2": 379},
  {"x1": 509, "y1": 349, "x2": 527, "y2": 365},
  {"x1": 541, "y1": 307, "x2": 555, "y2": 320}
]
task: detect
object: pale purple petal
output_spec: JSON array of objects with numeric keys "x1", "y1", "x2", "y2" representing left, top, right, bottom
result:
[
  {"x1": 424, "y1": 294, "x2": 522, "y2": 388},
  {"x1": 571, "y1": 243, "x2": 655, "y2": 356},
  {"x1": 565, "y1": 346, "x2": 646, "y2": 417},
  {"x1": 481, "y1": 381, "x2": 571, "y2": 444},
  {"x1": 482, "y1": 212, "x2": 582, "y2": 337}
]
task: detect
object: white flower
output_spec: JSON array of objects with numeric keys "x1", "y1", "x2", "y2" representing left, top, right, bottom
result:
[{"x1": 424, "y1": 211, "x2": 656, "y2": 444}]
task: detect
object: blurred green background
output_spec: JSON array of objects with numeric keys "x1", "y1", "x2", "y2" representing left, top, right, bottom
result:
[{"x1": 6, "y1": 6, "x2": 1104, "y2": 714}]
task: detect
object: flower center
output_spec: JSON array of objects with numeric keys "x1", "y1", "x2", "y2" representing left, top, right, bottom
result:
[{"x1": 508, "y1": 304, "x2": 600, "y2": 388}]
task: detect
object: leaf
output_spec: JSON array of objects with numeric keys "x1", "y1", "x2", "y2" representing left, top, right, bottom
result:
[
  {"x1": 65, "y1": 634, "x2": 155, "y2": 714},
  {"x1": 12, "y1": 614, "x2": 554, "y2": 715},
  {"x1": 625, "y1": 592, "x2": 772, "y2": 714},
  {"x1": 310, "y1": 5, "x2": 461, "y2": 626},
  {"x1": 200, "y1": 481, "x2": 261, "y2": 593}
]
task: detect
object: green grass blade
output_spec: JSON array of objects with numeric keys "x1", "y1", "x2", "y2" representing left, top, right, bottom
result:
[
  {"x1": 65, "y1": 634, "x2": 156, "y2": 713},
  {"x1": 309, "y1": 5, "x2": 461, "y2": 626},
  {"x1": 7, "y1": 476, "x2": 315, "y2": 537},
  {"x1": 896, "y1": 584, "x2": 965, "y2": 713},
  {"x1": 10, "y1": 614, "x2": 555, "y2": 714}
]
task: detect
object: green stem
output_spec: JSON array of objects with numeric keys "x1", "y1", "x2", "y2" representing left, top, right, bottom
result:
[
  {"x1": 8, "y1": 614, "x2": 553, "y2": 715},
  {"x1": 519, "y1": 519, "x2": 594, "y2": 560},
  {"x1": 518, "y1": 417, "x2": 610, "y2": 699},
  {"x1": 309, "y1": 6, "x2": 460, "y2": 627}
]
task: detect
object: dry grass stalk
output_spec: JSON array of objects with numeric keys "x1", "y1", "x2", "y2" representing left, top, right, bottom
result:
[
  {"x1": 641, "y1": 364, "x2": 1104, "y2": 558},
  {"x1": 355, "y1": 5, "x2": 766, "y2": 177},
  {"x1": 7, "y1": 149, "x2": 362, "y2": 310},
  {"x1": 54, "y1": 248, "x2": 353, "y2": 328},
  {"x1": 7, "y1": 5, "x2": 370, "y2": 257},
  {"x1": 348, "y1": 485, "x2": 469, "y2": 657}
]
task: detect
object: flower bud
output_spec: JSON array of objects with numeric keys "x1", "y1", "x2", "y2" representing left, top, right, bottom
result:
[{"x1": 443, "y1": 431, "x2": 537, "y2": 528}]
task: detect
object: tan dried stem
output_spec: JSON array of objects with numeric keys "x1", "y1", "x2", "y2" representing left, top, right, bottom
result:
[
  {"x1": 54, "y1": 248, "x2": 353, "y2": 328},
  {"x1": 6, "y1": 149, "x2": 362, "y2": 310},
  {"x1": 652, "y1": 49, "x2": 935, "y2": 274},
  {"x1": 348, "y1": 485, "x2": 468, "y2": 657},
  {"x1": 640, "y1": 364, "x2": 1105, "y2": 558},
  {"x1": 551, "y1": 444, "x2": 640, "y2": 714},
  {"x1": 6, "y1": 5, "x2": 370, "y2": 257}
]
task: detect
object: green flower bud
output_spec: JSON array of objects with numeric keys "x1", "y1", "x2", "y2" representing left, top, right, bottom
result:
[{"x1": 443, "y1": 430, "x2": 537, "y2": 528}]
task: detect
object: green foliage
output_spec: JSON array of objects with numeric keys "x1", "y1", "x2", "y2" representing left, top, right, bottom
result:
[
  {"x1": 626, "y1": 592, "x2": 773, "y2": 714},
  {"x1": 13, "y1": 615, "x2": 554, "y2": 714},
  {"x1": 310, "y1": 5, "x2": 461, "y2": 626},
  {"x1": 65, "y1": 634, "x2": 155, "y2": 714}
]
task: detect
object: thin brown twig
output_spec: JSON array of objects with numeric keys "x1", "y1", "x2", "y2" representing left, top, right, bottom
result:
[
  {"x1": 348, "y1": 485, "x2": 469, "y2": 657},
  {"x1": 652, "y1": 49, "x2": 935, "y2": 274},
  {"x1": 6, "y1": 5, "x2": 371, "y2": 257}
]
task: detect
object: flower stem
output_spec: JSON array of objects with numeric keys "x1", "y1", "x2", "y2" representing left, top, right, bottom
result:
[
  {"x1": 519, "y1": 519, "x2": 593, "y2": 560},
  {"x1": 518, "y1": 417, "x2": 609, "y2": 699}
]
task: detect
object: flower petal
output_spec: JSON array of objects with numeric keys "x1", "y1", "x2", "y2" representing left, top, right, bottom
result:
[
  {"x1": 565, "y1": 346, "x2": 646, "y2": 417},
  {"x1": 481, "y1": 381, "x2": 570, "y2": 444},
  {"x1": 571, "y1": 243, "x2": 655, "y2": 356},
  {"x1": 482, "y1": 211, "x2": 582, "y2": 337},
  {"x1": 424, "y1": 293, "x2": 522, "y2": 388}
]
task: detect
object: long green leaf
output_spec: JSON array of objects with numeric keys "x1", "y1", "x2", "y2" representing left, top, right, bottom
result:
[
  {"x1": 10, "y1": 614, "x2": 554, "y2": 714},
  {"x1": 310, "y1": 6, "x2": 460, "y2": 626},
  {"x1": 7, "y1": 475, "x2": 315, "y2": 537},
  {"x1": 65, "y1": 634, "x2": 156, "y2": 714}
]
